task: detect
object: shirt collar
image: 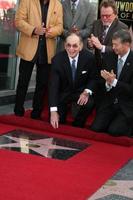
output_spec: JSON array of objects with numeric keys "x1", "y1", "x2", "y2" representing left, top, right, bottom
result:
[
  {"x1": 71, "y1": 0, "x2": 79, "y2": 8},
  {"x1": 69, "y1": 53, "x2": 79, "y2": 68},
  {"x1": 118, "y1": 49, "x2": 130, "y2": 64}
]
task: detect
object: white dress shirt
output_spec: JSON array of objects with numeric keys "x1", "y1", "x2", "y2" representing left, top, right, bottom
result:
[
  {"x1": 69, "y1": 54, "x2": 79, "y2": 68},
  {"x1": 70, "y1": 0, "x2": 80, "y2": 10}
]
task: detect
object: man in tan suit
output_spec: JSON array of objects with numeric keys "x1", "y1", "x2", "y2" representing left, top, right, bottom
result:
[{"x1": 14, "y1": 0, "x2": 63, "y2": 119}]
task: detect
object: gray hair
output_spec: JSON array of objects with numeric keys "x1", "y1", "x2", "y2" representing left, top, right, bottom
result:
[{"x1": 112, "y1": 29, "x2": 132, "y2": 44}]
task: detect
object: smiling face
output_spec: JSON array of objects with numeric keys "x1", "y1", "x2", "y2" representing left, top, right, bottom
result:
[
  {"x1": 65, "y1": 34, "x2": 83, "y2": 58},
  {"x1": 100, "y1": 6, "x2": 117, "y2": 26}
]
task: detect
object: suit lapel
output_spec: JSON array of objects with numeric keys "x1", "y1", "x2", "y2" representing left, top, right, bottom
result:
[
  {"x1": 63, "y1": 51, "x2": 73, "y2": 85},
  {"x1": 113, "y1": 56, "x2": 118, "y2": 75},
  {"x1": 46, "y1": 0, "x2": 55, "y2": 26},
  {"x1": 118, "y1": 51, "x2": 132, "y2": 80},
  {"x1": 104, "y1": 19, "x2": 118, "y2": 44},
  {"x1": 34, "y1": 0, "x2": 56, "y2": 26},
  {"x1": 98, "y1": 21, "x2": 103, "y2": 39},
  {"x1": 94, "y1": 20, "x2": 104, "y2": 41},
  {"x1": 66, "y1": 0, "x2": 73, "y2": 18},
  {"x1": 34, "y1": 0, "x2": 41, "y2": 18},
  {"x1": 75, "y1": 51, "x2": 84, "y2": 83},
  {"x1": 63, "y1": 0, "x2": 73, "y2": 25}
]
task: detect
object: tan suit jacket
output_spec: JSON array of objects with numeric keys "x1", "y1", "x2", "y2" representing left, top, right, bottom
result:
[{"x1": 15, "y1": 0, "x2": 63, "y2": 63}]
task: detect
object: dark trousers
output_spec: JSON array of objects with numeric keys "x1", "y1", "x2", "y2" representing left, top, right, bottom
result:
[
  {"x1": 91, "y1": 104, "x2": 132, "y2": 137},
  {"x1": 14, "y1": 59, "x2": 50, "y2": 116},
  {"x1": 58, "y1": 94, "x2": 94, "y2": 127}
]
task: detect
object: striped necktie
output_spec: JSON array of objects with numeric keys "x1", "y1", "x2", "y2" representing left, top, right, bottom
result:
[
  {"x1": 71, "y1": 2, "x2": 76, "y2": 17},
  {"x1": 101, "y1": 25, "x2": 108, "y2": 43}
]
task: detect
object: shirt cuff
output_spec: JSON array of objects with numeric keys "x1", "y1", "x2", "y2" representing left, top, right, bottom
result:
[
  {"x1": 105, "y1": 82, "x2": 112, "y2": 91},
  {"x1": 84, "y1": 89, "x2": 92, "y2": 95},
  {"x1": 50, "y1": 107, "x2": 58, "y2": 112},
  {"x1": 111, "y1": 78, "x2": 118, "y2": 87},
  {"x1": 101, "y1": 45, "x2": 105, "y2": 53}
]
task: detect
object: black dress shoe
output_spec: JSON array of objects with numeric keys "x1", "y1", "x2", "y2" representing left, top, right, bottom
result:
[{"x1": 14, "y1": 108, "x2": 24, "y2": 117}]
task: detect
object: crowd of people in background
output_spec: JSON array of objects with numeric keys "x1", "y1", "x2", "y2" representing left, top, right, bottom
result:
[{"x1": 14, "y1": 0, "x2": 133, "y2": 137}]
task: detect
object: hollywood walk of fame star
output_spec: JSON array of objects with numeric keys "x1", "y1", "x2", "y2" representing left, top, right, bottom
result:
[{"x1": 0, "y1": 135, "x2": 79, "y2": 158}]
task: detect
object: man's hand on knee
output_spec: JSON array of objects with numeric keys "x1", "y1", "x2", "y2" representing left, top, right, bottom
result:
[{"x1": 77, "y1": 91, "x2": 89, "y2": 105}]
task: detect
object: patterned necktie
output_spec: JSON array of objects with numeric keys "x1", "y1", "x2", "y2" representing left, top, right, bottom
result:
[
  {"x1": 71, "y1": 59, "x2": 76, "y2": 81},
  {"x1": 101, "y1": 25, "x2": 108, "y2": 43},
  {"x1": 71, "y1": 2, "x2": 76, "y2": 17},
  {"x1": 117, "y1": 57, "x2": 123, "y2": 79}
]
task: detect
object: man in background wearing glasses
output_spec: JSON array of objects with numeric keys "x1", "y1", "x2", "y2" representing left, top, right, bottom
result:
[{"x1": 88, "y1": 0, "x2": 128, "y2": 70}]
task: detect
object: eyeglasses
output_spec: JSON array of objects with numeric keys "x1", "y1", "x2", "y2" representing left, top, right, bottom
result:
[
  {"x1": 66, "y1": 43, "x2": 79, "y2": 48},
  {"x1": 101, "y1": 13, "x2": 114, "y2": 18}
]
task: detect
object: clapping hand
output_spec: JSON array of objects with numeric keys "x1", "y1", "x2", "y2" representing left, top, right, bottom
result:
[
  {"x1": 101, "y1": 69, "x2": 116, "y2": 85},
  {"x1": 89, "y1": 34, "x2": 103, "y2": 50}
]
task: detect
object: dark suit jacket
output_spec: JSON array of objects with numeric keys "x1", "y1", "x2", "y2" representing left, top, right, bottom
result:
[
  {"x1": 90, "y1": 18, "x2": 128, "y2": 68},
  {"x1": 49, "y1": 49, "x2": 98, "y2": 107},
  {"x1": 100, "y1": 50, "x2": 133, "y2": 123}
]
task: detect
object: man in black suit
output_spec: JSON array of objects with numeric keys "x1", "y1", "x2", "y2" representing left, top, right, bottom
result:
[
  {"x1": 91, "y1": 29, "x2": 133, "y2": 137},
  {"x1": 49, "y1": 33, "x2": 98, "y2": 129},
  {"x1": 88, "y1": 0, "x2": 128, "y2": 69}
]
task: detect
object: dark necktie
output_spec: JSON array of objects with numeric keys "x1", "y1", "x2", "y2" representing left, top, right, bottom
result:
[
  {"x1": 71, "y1": 2, "x2": 76, "y2": 17},
  {"x1": 101, "y1": 25, "x2": 108, "y2": 43},
  {"x1": 117, "y1": 57, "x2": 123, "y2": 79},
  {"x1": 71, "y1": 59, "x2": 76, "y2": 81}
]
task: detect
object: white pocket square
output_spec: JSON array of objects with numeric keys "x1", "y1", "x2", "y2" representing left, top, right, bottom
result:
[{"x1": 82, "y1": 71, "x2": 87, "y2": 74}]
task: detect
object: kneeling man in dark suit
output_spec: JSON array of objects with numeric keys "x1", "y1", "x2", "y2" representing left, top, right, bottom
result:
[
  {"x1": 49, "y1": 33, "x2": 98, "y2": 128},
  {"x1": 91, "y1": 29, "x2": 133, "y2": 137}
]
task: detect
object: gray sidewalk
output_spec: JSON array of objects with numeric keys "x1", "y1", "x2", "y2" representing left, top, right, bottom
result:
[{"x1": 0, "y1": 100, "x2": 32, "y2": 115}]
